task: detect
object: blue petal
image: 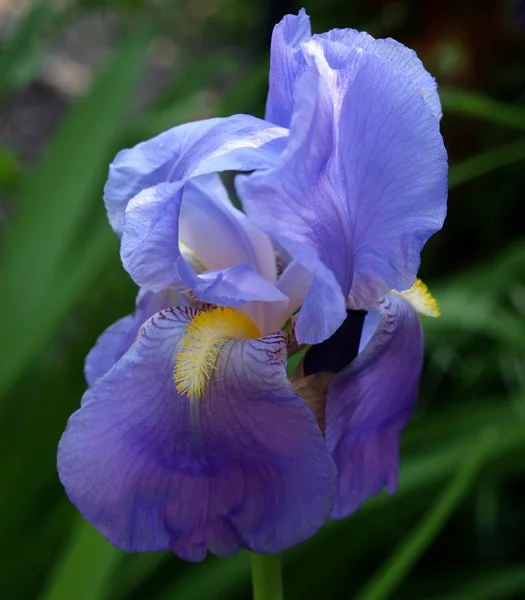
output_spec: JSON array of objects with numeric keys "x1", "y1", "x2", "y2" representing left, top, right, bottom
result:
[
  {"x1": 84, "y1": 315, "x2": 136, "y2": 387},
  {"x1": 312, "y1": 29, "x2": 442, "y2": 120},
  {"x1": 105, "y1": 114, "x2": 287, "y2": 237},
  {"x1": 265, "y1": 12, "x2": 442, "y2": 127},
  {"x1": 84, "y1": 287, "x2": 182, "y2": 386},
  {"x1": 238, "y1": 40, "x2": 447, "y2": 342},
  {"x1": 120, "y1": 182, "x2": 183, "y2": 292},
  {"x1": 265, "y1": 9, "x2": 311, "y2": 127},
  {"x1": 121, "y1": 180, "x2": 287, "y2": 307},
  {"x1": 325, "y1": 293, "x2": 423, "y2": 518},
  {"x1": 58, "y1": 307, "x2": 336, "y2": 560},
  {"x1": 180, "y1": 174, "x2": 277, "y2": 284}
]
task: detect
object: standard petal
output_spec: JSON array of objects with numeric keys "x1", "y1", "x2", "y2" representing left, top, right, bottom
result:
[
  {"x1": 104, "y1": 114, "x2": 287, "y2": 236},
  {"x1": 239, "y1": 41, "x2": 447, "y2": 340},
  {"x1": 265, "y1": 9, "x2": 311, "y2": 127},
  {"x1": 84, "y1": 287, "x2": 182, "y2": 386},
  {"x1": 180, "y1": 174, "x2": 277, "y2": 284},
  {"x1": 120, "y1": 182, "x2": 183, "y2": 292},
  {"x1": 325, "y1": 293, "x2": 423, "y2": 519},
  {"x1": 58, "y1": 307, "x2": 335, "y2": 560},
  {"x1": 313, "y1": 29, "x2": 442, "y2": 120},
  {"x1": 254, "y1": 260, "x2": 314, "y2": 334},
  {"x1": 121, "y1": 181, "x2": 287, "y2": 306}
]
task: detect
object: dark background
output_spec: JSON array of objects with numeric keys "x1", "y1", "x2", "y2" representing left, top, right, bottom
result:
[{"x1": 1, "y1": 1, "x2": 524, "y2": 599}]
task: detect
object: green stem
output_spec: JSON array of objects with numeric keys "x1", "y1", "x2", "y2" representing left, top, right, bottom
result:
[{"x1": 250, "y1": 553, "x2": 284, "y2": 600}]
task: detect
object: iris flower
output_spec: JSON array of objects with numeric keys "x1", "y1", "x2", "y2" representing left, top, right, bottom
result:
[{"x1": 58, "y1": 10, "x2": 447, "y2": 561}]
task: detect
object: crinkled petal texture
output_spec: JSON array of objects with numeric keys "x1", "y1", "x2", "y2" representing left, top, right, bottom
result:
[
  {"x1": 58, "y1": 308, "x2": 336, "y2": 561},
  {"x1": 266, "y1": 8, "x2": 311, "y2": 127},
  {"x1": 266, "y1": 10, "x2": 442, "y2": 127},
  {"x1": 106, "y1": 115, "x2": 289, "y2": 314},
  {"x1": 313, "y1": 29, "x2": 442, "y2": 120},
  {"x1": 121, "y1": 177, "x2": 286, "y2": 313},
  {"x1": 105, "y1": 115, "x2": 287, "y2": 237},
  {"x1": 104, "y1": 113, "x2": 299, "y2": 339},
  {"x1": 325, "y1": 293, "x2": 423, "y2": 519},
  {"x1": 239, "y1": 38, "x2": 447, "y2": 343}
]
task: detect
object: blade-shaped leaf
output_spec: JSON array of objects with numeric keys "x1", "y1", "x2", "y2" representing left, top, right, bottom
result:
[
  {"x1": 354, "y1": 429, "x2": 497, "y2": 600},
  {"x1": 39, "y1": 518, "x2": 122, "y2": 600},
  {"x1": 441, "y1": 88, "x2": 525, "y2": 132},
  {"x1": 0, "y1": 2, "x2": 59, "y2": 96},
  {"x1": 0, "y1": 23, "x2": 152, "y2": 403}
]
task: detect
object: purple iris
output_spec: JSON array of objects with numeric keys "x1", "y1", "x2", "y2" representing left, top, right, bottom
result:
[{"x1": 57, "y1": 9, "x2": 447, "y2": 561}]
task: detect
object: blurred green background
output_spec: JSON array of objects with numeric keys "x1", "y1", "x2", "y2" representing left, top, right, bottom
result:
[{"x1": 1, "y1": 0, "x2": 525, "y2": 599}]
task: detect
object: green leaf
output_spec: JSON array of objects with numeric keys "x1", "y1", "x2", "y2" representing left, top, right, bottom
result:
[
  {"x1": 156, "y1": 552, "x2": 251, "y2": 600},
  {"x1": 449, "y1": 139, "x2": 525, "y2": 189},
  {"x1": 39, "y1": 518, "x2": 122, "y2": 600},
  {"x1": 0, "y1": 146, "x2": 23, "y2": 188},
  {"x1": 429, "y1": 565, "x2": 525, "y2": 600},
  {"x1": 354, "y1": 429, "x2": 497, "y2": 600},
  {"x1": 441, "y1": 89, "x2": 525, "y2": 132},
  {"x1": 286, "y1": 347, "x2": 306, "y2": 377},
  {"x1": 423, "y1": 288, "x2": 525, "y2": 349},
  {"x1": 0, "y1": 2, "x2": 59, "y2": 96},
  {"x1": 0, "y1": 23, "x2": 152, "y2": 403}
]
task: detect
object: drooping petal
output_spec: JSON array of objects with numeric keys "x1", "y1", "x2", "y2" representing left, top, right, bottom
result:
[
  {"x1": 121, "y1": 180, "x2": 287, "y2": 307},
  {"x1": 239, "y1": 40, "x2": 447, "y2": 342},
  {"x1": 265, "y1": 9, "x2": 311, "y2": 127},
  {"x1": 105, "y1": 114, "x2": 287, "y2": 237},
  {"x1": 84, "y1": 315, "x2": 137, "y2": 387},
  {"x1": 84, "y1": 287, "x2": 182, "y2": 386},
  {"x1": 325, "y1": 293, "x2": 423, "y2": 519},
  {"x1": 58, "y1": 307, "x2": 336, "y2": 560}
]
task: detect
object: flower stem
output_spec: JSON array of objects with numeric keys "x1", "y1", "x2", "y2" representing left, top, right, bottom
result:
[{"x1": 250, "y1": 553, "x2": 284, "y2": 600}]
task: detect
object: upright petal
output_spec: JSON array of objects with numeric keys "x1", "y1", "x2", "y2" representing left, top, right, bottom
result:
[
  {"x1": 313, "y1": 29, "x2": 442, "y2": 120},
  {"x1": 325, "y1": 293, "x2": 423, "y2": 519},
  {"x1": 58, "y1": 307, "x2": 335, "y2": 560},
  {"x1": 84, "y1": 287, "x2": 182, "y2": 386},
  {"x1": 265, "y1": 9, "x2": 311, "y2": 127},
  {"x1": 120, "y1": 182, "x2": 183, "y2": 292},
  {"x1": 265, "y1": 12, "x2": 441, "y2": 126},
  {"x1": 239, "y1": 40, "x2": 447, "y2": 342},
  {"x1": 180, "y1": 174, "x2": 277, "y2": 284},
  {"x1": 104, "y1": 114, "x2": 287, "y2": 237},
  {"x1": 121, "y1": 181, "x2": 287, "y2": 307}
]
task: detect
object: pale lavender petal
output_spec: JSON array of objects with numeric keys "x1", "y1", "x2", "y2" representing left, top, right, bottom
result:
[
  {"x1": 120, "y1": 182, "x2": 183, "y2": 293},
  {"x1": 265, "y1": 9, "x2": 311, "y2": 127},
  {"x1": 180, "y1": 174, "x2": 277, "y2": 284},
  {"x1": 276, "y1": 260, "x2": 313, "y2": 317},
  {"x1": 105, "y1": 115, "x2": 287, "y2": 236},
  {"x1": 325, "y1": 293, "x2": 423, "y2": 519},
  {"x1": 121, "y1": 182, "x2": 286, "y2": 306},
  {"x1": 177, "y1": 261, "x2": 287, "y2": 307},
  {"x1": 239, "y1": 41, "x2": 447, "y2": 340},
  {"x1": 247, "y1": 259, "x2": 314, "y2": 334},
  {"x1": 58, "y1": 308, "x2": 335, "y2": 560}
]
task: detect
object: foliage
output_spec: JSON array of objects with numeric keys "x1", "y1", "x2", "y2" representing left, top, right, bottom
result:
[{"x1": 1, "y1": 1, "x2": 524, "y2": 599}]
